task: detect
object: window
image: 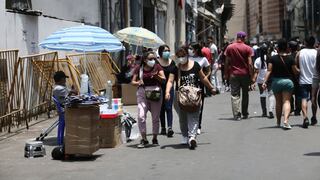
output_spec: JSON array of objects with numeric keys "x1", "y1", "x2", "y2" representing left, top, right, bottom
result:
[{"x1": 6, "y1": 0, "x2": 32, "y2": 10}]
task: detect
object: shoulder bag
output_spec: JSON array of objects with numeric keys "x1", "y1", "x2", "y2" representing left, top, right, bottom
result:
[
  {"x1": 139, "y1": 66, "x2": 162, "y2": 101},
  {"x1": 176, "y1": 67, "x2": 202, "y2": 112}
]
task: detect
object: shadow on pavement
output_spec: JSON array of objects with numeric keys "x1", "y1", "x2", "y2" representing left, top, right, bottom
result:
[
  {"x1": 126, "y1": 143, "x2": 159, "y2": 149},
  {"x1": 218, "y1": 117, "x2": 237, "y2": 121},
  {"x1": 160, "y1": 144, "x2": 188, "y2": 149},
  {"x1": 258, "y1": 126, "x2": 281, "y2": 130},
  {"x1": 61, "y1": 154, "x2": 103, "y2": 162},
  {"x1": 304, "y1": 152, "x2": 320, "y2": 156},
  {"x1": 160, "y1": 142, "x2": 211, "y2": 150},
  {"x1": 42, "y1": 136, "x2": 58, "y2": 146}
]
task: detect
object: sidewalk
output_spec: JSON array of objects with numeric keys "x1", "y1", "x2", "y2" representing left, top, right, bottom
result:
[{"x1": 1, "y1": 91, "x2": 320, "y2": 180}]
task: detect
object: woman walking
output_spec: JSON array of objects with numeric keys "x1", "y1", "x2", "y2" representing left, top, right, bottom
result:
[
  {"x1": 131, "y1": 51, "x2": 166, "y2": 148},
  {"x1": 262, "y1": 39, "x2": 299, "y2": 129},
  {"x1": 188, "y1": 43, "x2": 211, "y2": 135},
  {"x1": 252, "y1": 43, "x2": 275, "y2": 118},
  {"x1": 311, "y1": 48, "x2": 320, "y2": 125},
  {"x1": 157, "y1": 45, "x2": 177, "y2": 137},
  {"x1": 165, "y1": 47, "x2": 216, "y2": 149}
]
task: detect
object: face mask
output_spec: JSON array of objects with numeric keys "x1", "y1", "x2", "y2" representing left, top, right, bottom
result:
[
  {"x1": 162, "y1": 52, "x2": 170, "y2": 60},
  {"x1": 147, "y1": 60, "x2": 156, "y2": 67},
  {"x1": 178, "y1": 57, "x2": 188, "y2": 65},
  {"x1": 188, "y1": 49, "x2": 195, "y2": 57}
]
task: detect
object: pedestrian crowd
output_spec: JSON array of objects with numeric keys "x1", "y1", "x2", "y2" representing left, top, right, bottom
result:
[{"x1": 117, "y1": 31, "x2": 320, "y2": 149}]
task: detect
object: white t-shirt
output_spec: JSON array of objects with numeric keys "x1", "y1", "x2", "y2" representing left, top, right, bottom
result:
[
  {"x1": 254, "y1": 56, "x2": 267, "y2": 84},
  {"x1": 299, "y1": 48, "x2": 317, "y2": 84},
  {"x1": 210, "y1": 43, "x2": 218, "y2": 61},
  {"x1": 53, "y1": 85, "x2": 69, "y2": 105},
  {"x1": 189, "y1": 56, "x2": 210, "y2": 68}
]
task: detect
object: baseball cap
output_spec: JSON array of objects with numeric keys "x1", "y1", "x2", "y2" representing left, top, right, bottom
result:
[
  {"x1": 54, "y1": 71, "x2": 69, "y2": 82},
  {"x1": 236, "y1": 31, "x2": 247, "y2": 38}
]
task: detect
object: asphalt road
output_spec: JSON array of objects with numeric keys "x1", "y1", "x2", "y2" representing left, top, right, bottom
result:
[{"x1": 1, "y1": 90, "x2": 320, "y2": 180}]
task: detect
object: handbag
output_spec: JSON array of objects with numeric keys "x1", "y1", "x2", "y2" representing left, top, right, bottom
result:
[
  {"x1": 145, "y1": 86, "x2": 161, "y2": 101},
  {"x1": 177, "y1": 68, "x2": 202, "y2": 112},
  {"x1": 139, "y1": 66, "x2": 161, "y2": 101}
]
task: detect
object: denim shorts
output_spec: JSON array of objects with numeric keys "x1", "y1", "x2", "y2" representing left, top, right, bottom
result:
[
  {"x1": 299, "y1": 84, "x2": 312, "y2": 100},
  {"x1": 271, "y1": 78, "x2": 294, "y2": 94}
]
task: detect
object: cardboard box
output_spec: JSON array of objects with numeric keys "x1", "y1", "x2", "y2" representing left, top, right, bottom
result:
[
  {"x1": 65, "y1": 105, "x2": 100, "y2": 155},
  {"x1": 98, "y1": 117, "x2": 122, "y2": 148},
  {"x1": 121, "y1": 84, "x2": 137, "y2": 105}
]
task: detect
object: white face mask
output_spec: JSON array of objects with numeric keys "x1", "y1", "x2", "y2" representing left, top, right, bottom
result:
[
  {"x1": 146, "y1": 60, "x2": 156, "y2": 67},
  {"x1": 188, "y1": 49, "x2": 195, "y2": 57},
  {"x1": 178, "y1": 57, "x2": 188, "y2": 65}
]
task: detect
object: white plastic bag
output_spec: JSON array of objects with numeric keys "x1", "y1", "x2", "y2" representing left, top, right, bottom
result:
[{"x1": 129, "y1": 123, "x2": 140, "y2": 140}]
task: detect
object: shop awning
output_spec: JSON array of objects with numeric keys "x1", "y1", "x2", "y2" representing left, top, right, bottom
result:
[{"x1": 197, "y1": 7, "x2": 221, "y2": 26}]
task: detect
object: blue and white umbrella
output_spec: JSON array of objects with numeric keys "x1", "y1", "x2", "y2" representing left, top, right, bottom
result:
[{"x1": 39, "y1": 25, "x2": 124, "y2": 52}]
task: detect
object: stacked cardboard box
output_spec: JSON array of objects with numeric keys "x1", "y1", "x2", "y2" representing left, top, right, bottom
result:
[
  {"x1": 121, "y1": 84, "x2": 137, "y2": 105},
  {"x1": 98, "y1": 116, "x2": 122, "y2": 148},
  {"x1": 65, "y1": 105, "x2": 100, "y2": 155}
]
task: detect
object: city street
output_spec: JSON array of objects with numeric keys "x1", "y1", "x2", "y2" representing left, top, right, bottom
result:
[{"x1": 1, "y1": 90, "x2": 320, "y2": 180}]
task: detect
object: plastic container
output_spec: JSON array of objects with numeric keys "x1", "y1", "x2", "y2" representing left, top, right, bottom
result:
[
  {"x1": 100, "y1": 104, "x2": 118, "y2": 119},
  {"x1": 106, "y1": 80, "x2": 113, "y2": 109},
  {"x1": 80, "y1": 74, "x2": 89, "y2": 95}
]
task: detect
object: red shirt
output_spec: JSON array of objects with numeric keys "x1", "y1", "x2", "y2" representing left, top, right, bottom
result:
[
  {"x1": 133, "y1": 64, "x2": 163, "y2": 86},
  {"x1": 224, "y1": 41, "x2": 254, "y2": 76},
  {"x1": 201, "y1": 47, "x2": 212, "y2": 64}
]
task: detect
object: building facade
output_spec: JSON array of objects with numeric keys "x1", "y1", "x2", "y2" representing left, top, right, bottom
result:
[
  {"x1": 226, "y1": 0, "x2": 246, "y2": 41},
  {"x1": 1, "y1": 0, "x2": 233, "y2": 57},
  {"x1": 229, "y1": 0, "x2": 320, "y2": 43}
]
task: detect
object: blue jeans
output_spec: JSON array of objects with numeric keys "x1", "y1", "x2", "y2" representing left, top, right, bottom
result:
[{"x1": 160, "y1": 87, "x2": 174, "y2": 128}]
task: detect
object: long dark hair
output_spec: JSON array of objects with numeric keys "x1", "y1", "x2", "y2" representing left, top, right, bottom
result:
[
  {"x1": 158, "y1": 45, "x2": 170, "y2": 58},
  {"x1": 259, "y1": 43, "x2": 269, "y2": 69},
  {"x1": 141, "y1": 51, "x2": 155, "y2": 66},
  {"x1": 190, "y1": 42, "x2": 204, "y2": 57}
]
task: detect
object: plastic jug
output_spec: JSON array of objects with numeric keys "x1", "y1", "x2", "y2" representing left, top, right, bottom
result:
[
  {"x1": 80, "y1": 74, "x2": 89, "y2": 95},
  {"x1": 106, "y1": 80, "x2": 113, "y2": 109}
]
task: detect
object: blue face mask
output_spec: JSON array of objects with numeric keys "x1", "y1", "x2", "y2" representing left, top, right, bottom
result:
[{"x1": 162, "y1": 51, "x2": 170, "y2": 60}]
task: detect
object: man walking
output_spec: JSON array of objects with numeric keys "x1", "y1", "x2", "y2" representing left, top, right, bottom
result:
[
  {"x1": 208, "y1": 36, "x2": 220, "y2": 93},
  {"x1": 224, "y1": 32, "x2": 254, "y2": 120},
  {"x1": 296, "y1": 36, "x2": 317, "y2": 128}
]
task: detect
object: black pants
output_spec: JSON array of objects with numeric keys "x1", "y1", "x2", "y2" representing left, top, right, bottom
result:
[{"x1": 199, "y1": 85, "x2": 205, "y2": 129}]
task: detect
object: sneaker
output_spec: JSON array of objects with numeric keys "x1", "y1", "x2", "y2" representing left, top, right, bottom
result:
[
  {"x1": 137, "y1": 139, "x2": 149, "y2": 148},
  {"x1": 262, "y1": 113, "x2": 268, "y2": 117},
  {"x1": 181, "y1": 136, "x2": 188, "y2": 145},
  {"x1": 235, "y1": 113, "x2": 241, "y2": 121},
  {"x1": 302, "y1": 118, "x2": 310, "y2": 128},
  {"x1": 152, "y1": 138, "x2": 159, "y2": 145},
  {"x1": 268, "y1": 112, "x2": 274, "y2": 119},
  {"x1": 167, "y1": 128, "x2": 174, "y2": 138},
  {"x1": 188, "y1": 137, "x2": 197, "y2": 150},
  {"x1": 242, "y1": 114, "x2": 248, "y2": 119},
  {"x1": 160, "y1": 127, "x2": 166, "y2": 135},
  {"x1": 283, "y1": 123, "x2": 292, "y2": 130},
  {"x1": 311, "y1": 116, "x2": 318, "y2": 126},
  {"x1": 197, "y1": 128, "x2": 201, "y2": 135}
]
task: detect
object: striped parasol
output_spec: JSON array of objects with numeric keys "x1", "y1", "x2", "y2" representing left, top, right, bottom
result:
[{"x1": 39, "y1": 25, "x2": 124, "y2": 52}]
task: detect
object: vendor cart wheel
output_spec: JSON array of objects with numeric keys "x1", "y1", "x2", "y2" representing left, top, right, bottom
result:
[{"x1": 51, "y1": 146, "x2": 64, "y2": 160}]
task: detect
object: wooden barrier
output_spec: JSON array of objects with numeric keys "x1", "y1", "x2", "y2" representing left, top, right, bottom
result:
[
  {"x1": 1, "y1": 51, "x2": 57, "y2": 133},
  {"x1": 66, "y1": 53, "x2": 120, "y2": 94}
]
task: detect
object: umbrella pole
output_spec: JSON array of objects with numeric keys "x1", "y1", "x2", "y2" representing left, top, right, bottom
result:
[
  {"x1": 135, "y1": 45, "x2": 138, "y2": 55},
  {"x1": 84, "y1": 51, "x2": 87, "y2": 74}
]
